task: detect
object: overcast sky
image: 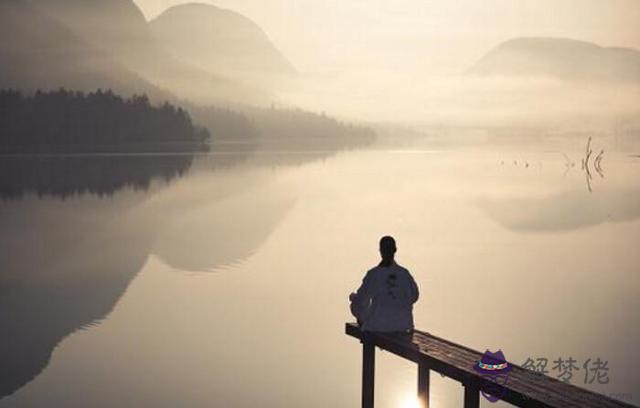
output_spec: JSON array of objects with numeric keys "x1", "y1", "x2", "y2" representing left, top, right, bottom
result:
[{"x1": 133, "y1": 0, "x2": 640, "y2": 74}]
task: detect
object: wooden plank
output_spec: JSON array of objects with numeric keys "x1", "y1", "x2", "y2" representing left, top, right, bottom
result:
[
  {"x1": 346, "y1": 323, "x2": 636, "y2": 408},
  {"x1": 417, "y1": 359, "x2": 430, "y2": 408},
  {"x1": 362, "y1": 337, "x2": 375, "y2": 408}
]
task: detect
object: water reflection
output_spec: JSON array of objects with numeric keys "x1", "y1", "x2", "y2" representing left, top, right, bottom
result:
[
  {"x1": 153, "y1": 183, "x2": 296, "y2": 272},
  {"x1": 0, "y1": 154, "x2": 195, "y2": 200},
  {"x1": 501, "y1": 137, "x2": 608, "y2": 193},
  {"x1": 482, "y1": 147, "x2": 640, "y2": 231},
  {"x1": 579, "y1": 137, "x2": 605, "y2": 193},
  {"x1": 0, "y1": 194, "x2": 153, "y2": 397},
  {"x1": 479, "y1": 187, "x2": 640, "y2": 232},
  {"x1": 0, "y1": 141, "x2": 638, "y2": 407},
  {"x1": 0, "y1": 153, "x2": 201, "y2": 397},
  {"x1": 0, "y1": 150, "x2": 301, "y2": 399}
]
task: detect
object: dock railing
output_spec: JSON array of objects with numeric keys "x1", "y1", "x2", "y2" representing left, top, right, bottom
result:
[{"x1": 345, "y1": 322, "x2": 636, "y2": 408}]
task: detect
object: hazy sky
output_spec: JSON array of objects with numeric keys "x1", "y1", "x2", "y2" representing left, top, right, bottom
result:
[{"x1": 134, "y1": 0, "x2": 640, "y2": 74}]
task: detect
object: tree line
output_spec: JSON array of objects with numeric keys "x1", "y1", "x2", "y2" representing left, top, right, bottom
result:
[
  {"x1": 0, "y1": 89, "x2": 377, "y2": 154},
  {"x1": 0, "y1": 89, "x2": 210, "y2": 153},
  {"x1": 190, "y1": 104, "x2": 377, "y2": 149}
]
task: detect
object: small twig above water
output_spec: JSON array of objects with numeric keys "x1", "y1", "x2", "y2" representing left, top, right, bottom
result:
[
  {"x1": 584, "y1": 160, "x2": 593, "y2": 192},
  {"x1": 581, "y1": 136, "x2": 593, "y2": 171},
  {"x1": 580, "y1": 137, "x2": 606, "y2": 192}
]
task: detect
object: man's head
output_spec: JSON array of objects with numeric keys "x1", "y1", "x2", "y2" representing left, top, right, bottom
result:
[{"x1": 379, "y1": 236, "x2": 396, "y2": 263}]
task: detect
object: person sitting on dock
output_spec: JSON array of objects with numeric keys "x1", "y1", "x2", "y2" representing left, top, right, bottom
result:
[{"x1": 349, "y1": 236, "x2": 419, "y2": 333}]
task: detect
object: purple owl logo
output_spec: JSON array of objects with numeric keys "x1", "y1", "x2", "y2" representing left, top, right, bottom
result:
[{"x1": 473, "y1": 349, "x2": 512, "y2": 402}]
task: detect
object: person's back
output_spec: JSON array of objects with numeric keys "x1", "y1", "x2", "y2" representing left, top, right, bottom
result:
[{"x1": 349, "y1": 236, "x2": 419, "y2": 333}]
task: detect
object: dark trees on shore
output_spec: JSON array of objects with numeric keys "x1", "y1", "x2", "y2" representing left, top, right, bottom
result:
[{"x1": 0, "y1": 89, "x2": 210, "y2": 153}]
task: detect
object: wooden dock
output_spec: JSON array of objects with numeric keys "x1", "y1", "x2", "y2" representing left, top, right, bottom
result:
[{"x1": 345, "y1": 322, "x2": 636, "y2": 408}]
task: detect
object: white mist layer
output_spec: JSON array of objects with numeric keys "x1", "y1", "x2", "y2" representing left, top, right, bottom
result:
[{"x1": 279, "y1": 70, "x2": 640, "y2": 128}]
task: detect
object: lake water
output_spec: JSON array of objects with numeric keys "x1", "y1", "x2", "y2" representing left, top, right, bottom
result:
[{"x1": 1, "y1": 134, "x2": 639, "y2": 407}]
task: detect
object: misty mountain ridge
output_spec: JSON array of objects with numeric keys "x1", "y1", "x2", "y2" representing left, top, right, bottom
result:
[
  {"x1": 0, "y1": 0, "x2": 165, "y2": 98},
  {"x1": 149, "y1": 3, "x2": 296, "y2": 89},
  {"x1": 470, "y1": 37, "x2": 640, "y2": 83},
  {"x1": 0, "y1": 0, "x2": 376, "y2": 150},
  {"x1": 28, "y1": 0, "x2": 266, "y2": 105}
]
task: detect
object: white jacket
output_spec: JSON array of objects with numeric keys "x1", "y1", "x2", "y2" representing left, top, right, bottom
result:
[{"x1": 350, "y1": 261, "x2": 419, "y2": 332}]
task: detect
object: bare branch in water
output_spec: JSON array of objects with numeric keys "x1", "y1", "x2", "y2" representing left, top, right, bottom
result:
[{"x1": 594, "y1": 149, "x2": 605, "y2": 178}]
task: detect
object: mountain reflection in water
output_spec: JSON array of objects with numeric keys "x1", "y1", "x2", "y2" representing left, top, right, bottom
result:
[
  {"x1": 0, "y1": 140, "x2": 638, "y2": 407},
  {"x1": 0, "y1": 147, "x2": 324, "y2": 399}
]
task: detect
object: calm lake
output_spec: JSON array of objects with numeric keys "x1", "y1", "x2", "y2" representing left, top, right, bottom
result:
[{"x1": 1, "y1": 133, "x2": 639, "y2": 407}]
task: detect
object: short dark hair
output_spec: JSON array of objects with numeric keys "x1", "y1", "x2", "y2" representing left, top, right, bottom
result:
[{"x1": 379, "y1": 235, "x2": 396, "y2": 248}]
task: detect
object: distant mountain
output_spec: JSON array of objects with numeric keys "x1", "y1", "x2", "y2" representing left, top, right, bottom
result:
[
  {"x1": 469, "y1": 37, "x2": 640, "y2": 83},
  {"x1": 29, "y1": 0, "x2": 265, "y2": 104},
  {"x1": 149, "y1": 3, "x2": 295, "y2": 89},
  {"x1": 0, "y1": 0, "x2": 160, "y2": 97}
]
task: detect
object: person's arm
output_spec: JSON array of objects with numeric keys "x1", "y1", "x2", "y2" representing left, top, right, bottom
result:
[
  {"x1": 350, "y1": 270, "x2": 374, "y2": 322},
  {"x1": 408, "y1": 272, "x2": 419, "y2": 304},
  {"x1": 356, "y1": 270, "x2": 374, "y2": 298}
]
